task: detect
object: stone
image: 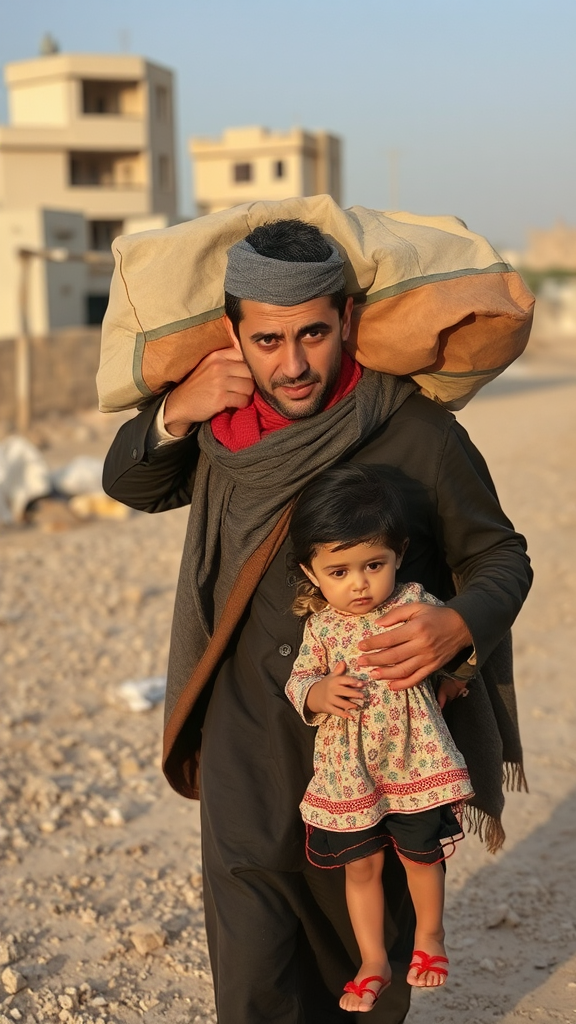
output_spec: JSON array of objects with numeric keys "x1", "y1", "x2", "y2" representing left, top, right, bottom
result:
[
  {"x1": 103, "y1": 808, "x2": 125, "y2": 827},
  {"x1": 0, "y1": 937, "x2": 19, "y2": 966},
  {"x1": 58, "y1": 992, "x2": 78, "y2": 1010},
  {"x1": 1, "y1": 967, "x2": 27, "y2": 993},
  {"x1": 128, "y1": 923, "x2": 167, "y2": 956},
  {"x1": 479, "y1": 958, "x2": 496, "y2": 972},
  {"x1": 69, "y1": 493, "x2": 130, "y2": 521},
  {"x1": 486, "y1": 903, "x2": 509, "y2": 928}
]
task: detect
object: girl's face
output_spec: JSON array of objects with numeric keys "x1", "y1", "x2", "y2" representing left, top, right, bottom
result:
[{"x1": 301, "y1": 539, "x2": 405, "y2": 615}]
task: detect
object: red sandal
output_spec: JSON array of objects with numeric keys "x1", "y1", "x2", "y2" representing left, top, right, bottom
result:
[
  {"x1": 408, "y1": 949, "x2": 449, "y2": 983},
  {"x1": 342, "y1": 974, "x2": 390, "y2": 1005}
]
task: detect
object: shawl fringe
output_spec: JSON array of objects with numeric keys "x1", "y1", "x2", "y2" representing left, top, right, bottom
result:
[
  {"x1": 462, "y1": 804, "x2": 506, "y2": 855},
  {"x1": 463, "y1": 759, "x2": 528, "y2": 854},
  {"x1": 503, "y1": 759, "x2": 528, "y2": 794}
]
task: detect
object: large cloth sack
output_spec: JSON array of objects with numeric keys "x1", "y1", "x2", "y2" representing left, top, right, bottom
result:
[{"x1": 97, "y1": 194, "x2": 534, "y2": 412}]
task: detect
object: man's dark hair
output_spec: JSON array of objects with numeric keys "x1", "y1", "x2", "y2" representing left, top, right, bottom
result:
[
  {"x1": 290, "y1": 463, "x2": 409, "y2": 570},
  {"x1": 224, "y1": 219, "x2": 348, "y2": 337}
]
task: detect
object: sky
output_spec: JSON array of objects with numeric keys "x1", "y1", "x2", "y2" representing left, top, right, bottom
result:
[{"x1": 1, "y1": 0, "x2": 574, "y2": 250}]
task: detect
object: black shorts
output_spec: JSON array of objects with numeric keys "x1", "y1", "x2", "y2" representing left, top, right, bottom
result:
[{"x1": 306, "y1": 805, "x2": 464, "y2": 869}]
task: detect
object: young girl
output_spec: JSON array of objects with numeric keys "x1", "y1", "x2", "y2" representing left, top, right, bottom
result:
[{"x1": 285, "y1": 463, "x2": 474, "y2": 1014}]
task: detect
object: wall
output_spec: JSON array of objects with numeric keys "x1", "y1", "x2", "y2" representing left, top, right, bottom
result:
[
  {"x1": 0, "y1": 327, "x2": 102, "y2": 433},
  {"x1": 146, "y1": 63, "x2": 178, "y2": 219},
  {"x1": 0, "y1": 209, "x2": 88, "y2": 340},
  {"x1": 9, "y1": 79, "x2": 72, "y2": 126}
]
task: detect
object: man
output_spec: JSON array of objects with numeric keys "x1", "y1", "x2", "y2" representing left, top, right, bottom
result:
[{"x1": 103, "y1": 219, "x2": 531, "y2": 1023}]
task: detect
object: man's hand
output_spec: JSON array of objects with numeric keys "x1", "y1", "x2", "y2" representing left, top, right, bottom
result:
[
  {"x1": 304, "y1": 661, "x2": 365, "y2": 720},
  {"x1": 356, "y1": 604, "x2": 473, "y2": 691},
  {"x1": 163, "y1": 348, "x2": 255, "y2": 436}
]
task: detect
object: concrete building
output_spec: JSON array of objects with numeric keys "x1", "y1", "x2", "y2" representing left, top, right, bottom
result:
[
  {"x1": 521, "y1": 221, "x2": 576, "y2": 271},
  {"x1": 0, "y1": 208, "x2": 88, "y2": 340},
  {"x1": 0, "y1": 52, "x2": 178, "y2": 242},
  {"x1": 190, "y1": 126, "x2": 342, "y2": 216},
  {"x1": 0, "y1": 52, "x2": 178, "y2": 333}
]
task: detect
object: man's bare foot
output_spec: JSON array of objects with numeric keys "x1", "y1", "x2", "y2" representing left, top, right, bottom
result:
[
  {"x1": 339, "y1": 960, "x2": 392, "y2": 1013},
  {"x1": 407, "y1": 936, "x2": 449, "y2": 987}
]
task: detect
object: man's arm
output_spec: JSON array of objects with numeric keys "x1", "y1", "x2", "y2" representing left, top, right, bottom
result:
[
  {"x1": 103, "y1": 396, "x2": 200, "y2": 512},
  {"x1": 103, "y1": 348, "x2": 255, "y2": 513},
  {"x1": 357, "y1": 415, "x2": 532, "y2": 687}
]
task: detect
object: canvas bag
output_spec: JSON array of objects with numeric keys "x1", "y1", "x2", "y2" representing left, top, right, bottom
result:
[{"x1": 97, "y1": 194, "x2": 534, "y2": 412}]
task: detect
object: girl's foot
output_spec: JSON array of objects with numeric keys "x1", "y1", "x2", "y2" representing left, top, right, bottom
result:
[
  {"x1": 339, "y1": 960, "x2": 392, "y2": 1013},
  {"x1": 407, "y1": 936, "x2": 448, "y2": 987}
]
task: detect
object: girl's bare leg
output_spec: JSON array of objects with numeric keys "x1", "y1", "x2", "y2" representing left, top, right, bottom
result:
[
  {"x1": 339, "y1": 850, "x2": 391, "y2": 1013},
  {"x1": 400, "y1": 857, "x2": 447, "y2": 987}
]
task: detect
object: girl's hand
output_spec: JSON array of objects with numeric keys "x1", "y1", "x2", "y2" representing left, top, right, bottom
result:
[
  {"x1": 436, "y1": 676, "x2": 469, "y2": 709},
  {"x1": 304, "y1": 661, "x2": 365, "y2": 720}
]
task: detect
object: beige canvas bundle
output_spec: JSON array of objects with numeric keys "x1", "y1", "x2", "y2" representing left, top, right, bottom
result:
[{"x1": 97, "y1": 194, "x2": 534, "y2": 413}]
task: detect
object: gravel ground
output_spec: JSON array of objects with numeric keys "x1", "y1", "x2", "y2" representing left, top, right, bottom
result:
[{"x1": 1, "y1": 335, "x2": 575, "y2": 1024}]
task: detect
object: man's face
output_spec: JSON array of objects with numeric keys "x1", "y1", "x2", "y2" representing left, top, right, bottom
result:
[{"x1": 224, "y1": 295, "x2": 353, "y2": 419}]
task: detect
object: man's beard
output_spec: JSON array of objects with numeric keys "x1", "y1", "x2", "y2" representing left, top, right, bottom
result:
[{"x1": 252, "y1": 356, "x2": 342, "y2": 420}]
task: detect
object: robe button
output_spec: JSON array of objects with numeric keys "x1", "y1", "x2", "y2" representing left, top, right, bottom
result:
[
  {"x1": 286, "y1": 573, "x2": 298, "y2": 587},
  {"x1": 131, "y1": 447, "x2": 139, "y2": 460},
  {"x1": 278, "y1": 644, "x2": 292, "y2": 657}
]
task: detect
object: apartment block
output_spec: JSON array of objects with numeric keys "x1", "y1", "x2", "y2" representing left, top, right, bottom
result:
[
  {"x1": 0, "y1": 53, "x2": 177, "y2": 249},
  {"x1": 521, "y1": 221, "x2": 576, "y2": 271},
  {"x1": 190, "y1": 126, "x2": 342, "y2": 216},
  {"x1": 0, "y1": 52, "x2": 178, "y2": 332}
]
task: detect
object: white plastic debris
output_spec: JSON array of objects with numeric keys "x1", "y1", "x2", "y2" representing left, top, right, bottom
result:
[
  {"x1": 116, "y1": 677, "x2": 167, "y2": 712},
  {"x1": 0, "y1": 436, "x2": 51, "y2": 523},
  {"x1": 51, "y1": 455, "x2": 104, "y2": 496}
]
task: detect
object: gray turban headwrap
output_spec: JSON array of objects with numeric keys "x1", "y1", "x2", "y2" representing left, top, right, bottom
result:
[{"x1": 224, "y1": 238, "x2": 346, "y2": 306}]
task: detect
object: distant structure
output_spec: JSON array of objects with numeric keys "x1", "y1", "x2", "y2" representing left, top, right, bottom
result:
[
  {"x1": 520, "y1": 221, "x2": 576, "y2": 271},
  {"x1": 190, "y1": 125, "x2": 342, "y2": 216},
  {"x1": 0, "y1": 52, "x2": 177, "y2": 245},
  {"x1": 0, "y1": 51, "x2": 178, "y2": 335}
]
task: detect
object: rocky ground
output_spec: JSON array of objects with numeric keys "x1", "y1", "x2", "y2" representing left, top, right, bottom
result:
[{"x1": 1, "y1": 334, "x2": 575, "y2": 1024}]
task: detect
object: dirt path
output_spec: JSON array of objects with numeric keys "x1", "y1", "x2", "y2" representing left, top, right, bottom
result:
[{"x1": 1, "y1": 338, "x2": 574, "y2": 1023}]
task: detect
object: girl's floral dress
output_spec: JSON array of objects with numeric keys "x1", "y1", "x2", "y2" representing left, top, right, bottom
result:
[{"x1": 285, "y1": 583, "x2": 473, "y2": 832}]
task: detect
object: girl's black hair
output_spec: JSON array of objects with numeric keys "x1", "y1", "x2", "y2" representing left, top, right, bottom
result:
[{"x1": 290, "y1": 463, "x2": 408, "y2": 569}]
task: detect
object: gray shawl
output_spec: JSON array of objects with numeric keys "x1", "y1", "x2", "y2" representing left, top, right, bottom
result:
[{"x1": 163, "y1": 370, "x2": 415, "y2": 787}]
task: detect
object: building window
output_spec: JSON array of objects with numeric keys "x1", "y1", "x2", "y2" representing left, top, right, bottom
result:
[
  {"x1": 69, "y1": 153, "x2": 138, "y2": 188},
  {"x1": 82, "y1": 80, "x2": 120, "y2": 114},
  {"x1": 155, "y1": 85, "x2": 169, "y2": 121},
  {"x1": 273, "y1": 160, "x2": 285, "y2": 179},
  {"x1": 70, "y1": 155, "x2": 109, "y2": 185},
  {"x1": 86, "y1": 295, "x2": 109, "y2": 325},
  {"x1": 158, "y1": 155, "x2": 172, "y2": 191},
  {"x1": 89, "y1": 220, "x2": 123, "y2": 251},
  {"x1": 233, "y1": 162, "x2": 253, "y2": 183}
]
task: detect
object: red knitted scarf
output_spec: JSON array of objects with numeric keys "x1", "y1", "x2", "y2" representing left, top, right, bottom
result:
[{"x1": 211, "y1": 352, "x2": 362, "y2": 452}]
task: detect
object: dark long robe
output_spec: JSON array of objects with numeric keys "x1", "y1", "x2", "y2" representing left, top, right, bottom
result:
[{"x1": 103, "y1": 391, "x2": 532, "y2": 1024}]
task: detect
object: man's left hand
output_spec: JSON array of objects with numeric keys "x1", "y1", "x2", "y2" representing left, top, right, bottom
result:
[{"x1": 356, "y1": 603, "x2": 472, "y2": 690}]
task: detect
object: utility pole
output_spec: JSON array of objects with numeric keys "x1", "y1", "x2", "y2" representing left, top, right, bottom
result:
[
  {"x1": 15, "y1": 251, "x2": 33, "y2": 435},
  {"x1": 15, "y1": 247, "x2": 114, "y2": 433}
]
